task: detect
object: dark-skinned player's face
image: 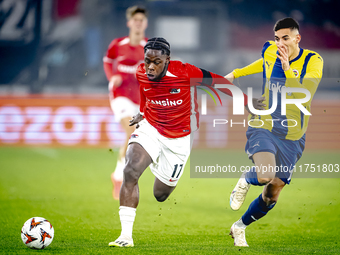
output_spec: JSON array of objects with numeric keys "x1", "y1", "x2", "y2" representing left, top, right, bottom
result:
[{"x1": 144, "y1": 49, "x2": 170, "y2": 81}]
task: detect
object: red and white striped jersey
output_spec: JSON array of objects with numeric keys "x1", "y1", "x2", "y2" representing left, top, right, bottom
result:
[{"x1": 136, "y1": 60, "x2": 248, "y2": 138}]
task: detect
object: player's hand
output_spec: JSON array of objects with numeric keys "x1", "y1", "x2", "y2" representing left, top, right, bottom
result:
[
  {"x1": 224, "y1": 72, "x2": 235, "y2": 83},
  {"x1": 245, "y1": 97, "x2": 266, "y2": 116},
  {"x1": 129, "y1": 113, "x2": 143, "y2": 128},
  {"x1": 108, "y1": 75, "x2": 123, "y2": 90},
  {"x1": 277, "y1": 45, "x2": 290, "y2": 71},
  {"x1": 252, "y1": 97, "x2": 266, "y2": 110}
]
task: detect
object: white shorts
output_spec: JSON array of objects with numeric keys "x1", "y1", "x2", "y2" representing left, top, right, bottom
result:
[
  {"x1": 110, "y1": 96, "x2": 139, "y2": 122},
  {"x1": 128, "y1": 119, "x2": 191, "y2": 187}
]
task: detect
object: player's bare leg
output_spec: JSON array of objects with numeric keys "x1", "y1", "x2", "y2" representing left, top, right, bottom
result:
[
  {"x1": 111, "y1": 116, "x2": 135, "y2": 200},
  {"x1": 153, "y1": 177, "x2": 176, "y2": 202},
  {"x1": 109, "y1": 143, "x2": 152, "y2": 247},
  {"x1": 253, "y1": 152, "x2": 276, "y2": 184},
  {"x1": 230, "y1": 152, "x2": 281, "y2": 247},
  {"x1": 120, "y1": 143, "x2": 152, "y2": 207},
  {"x1": 230, "y1": 152, "x2": 275, "y2": 211},
  {"x1": 262, "y1": 177, "x2": 285, "y2": 205}
]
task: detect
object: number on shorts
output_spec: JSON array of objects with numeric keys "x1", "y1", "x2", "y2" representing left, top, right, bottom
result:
[{"x1": 171, "y1": 164, "x2": 183, "y2": 178}]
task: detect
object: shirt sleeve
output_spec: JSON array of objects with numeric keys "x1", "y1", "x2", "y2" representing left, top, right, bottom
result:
[
  {"x1": 210, "y1": 71, "x2": 248, "y2": 106},
  {"x1": 103, "y1": 39, "x2": 119, "y2": 81},
  {"x1": 232, "y1": 58, "x2": 264, "y2": 78},
  {"x1": 186, "y1": 63, "x2": 248, "y2": 106},
  {"x1": 284, "y1": 54, "x2": 323, "y2": 99}
]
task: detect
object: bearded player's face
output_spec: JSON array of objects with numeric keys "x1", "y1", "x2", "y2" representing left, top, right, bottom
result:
[{"x1": 144, "y1": 49, "x2": 170, "y2": 81}]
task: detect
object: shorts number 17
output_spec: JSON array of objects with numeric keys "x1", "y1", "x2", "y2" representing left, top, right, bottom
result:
[{"x1": 171, "y1": 164, "x2": 183, "y2": 178}]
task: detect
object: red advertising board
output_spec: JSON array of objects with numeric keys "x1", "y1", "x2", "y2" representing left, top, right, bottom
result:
[
  {"x1": 0, "y1": 95, "x2": 339, "y2": 149},
  {"x1": 0, "y1": 95, "x2": 123, "y2": 147}
]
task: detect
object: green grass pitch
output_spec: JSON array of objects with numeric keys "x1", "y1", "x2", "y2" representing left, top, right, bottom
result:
[{"x1": 0, "y1": 147, "x2": 339, "y2": 254}]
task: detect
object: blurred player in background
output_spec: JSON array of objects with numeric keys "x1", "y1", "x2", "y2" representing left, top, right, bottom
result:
[
  {"x1": 225, "y1": 17, "x2": 323, "y2": 247},
  {"x1": 108, "y1": 37, "x2": 264, "y2": 248},
  {"x1": 103, "y1": 6, "x2": 148, "y2": 200}
]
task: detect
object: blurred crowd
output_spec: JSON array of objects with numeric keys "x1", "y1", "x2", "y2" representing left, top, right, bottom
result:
[{"x1": 0, "y1": 0, "x2": 339, "y2": 93}]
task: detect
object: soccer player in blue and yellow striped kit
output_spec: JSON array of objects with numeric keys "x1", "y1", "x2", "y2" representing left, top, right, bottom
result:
[{"x1": 225, "y1": 18, "x2": 323, "y2": 247}]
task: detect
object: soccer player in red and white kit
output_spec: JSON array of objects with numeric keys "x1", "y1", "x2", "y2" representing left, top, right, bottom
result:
[
  {"x1": 103, "y1": 6, "x2": 148, "y2": 200},
  {"x1": 108, "y1": 38, "x2": 264, "y2": 247}
]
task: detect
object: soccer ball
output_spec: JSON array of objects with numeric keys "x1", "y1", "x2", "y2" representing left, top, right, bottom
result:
[{"x1": 21, "y1": 217, "x2": 54, "y2": 249}]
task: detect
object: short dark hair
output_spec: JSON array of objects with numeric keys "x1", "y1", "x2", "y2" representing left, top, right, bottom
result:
[
  {"x1": 126, "y1": 6, "x2": 148, "y2": 20},
  {"x1": 274, "y1": 17, "x2": 299, "y2": 32},
  {"x1": 144, "y1": 37, "x2": 171, "y2": 56}
]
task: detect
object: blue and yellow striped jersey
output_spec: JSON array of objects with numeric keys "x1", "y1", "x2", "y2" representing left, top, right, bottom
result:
[{"x1": 232, "y1": 41, "x2": 323, "y2": 141}]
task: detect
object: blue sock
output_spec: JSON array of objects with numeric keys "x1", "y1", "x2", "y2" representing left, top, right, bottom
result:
[
  {"x1": 245, "y1": 166, "x2": 265, "y2": 186},
  {"x1": 241, "y1": 194, "x2": 276, "y2": 226}
]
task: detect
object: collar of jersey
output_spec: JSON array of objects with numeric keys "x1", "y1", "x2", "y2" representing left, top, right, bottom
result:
[{"x1": 289, "y1": 48, "x2": 304, "y2": 64}]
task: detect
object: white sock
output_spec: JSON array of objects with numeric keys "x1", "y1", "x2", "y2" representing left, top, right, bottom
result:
[
  {"x1": 235, "y1": 218, "x2": 247, "y2": 229},
  {"x1": 119, "y1": 206, "x2": 136, "y2": 239}
]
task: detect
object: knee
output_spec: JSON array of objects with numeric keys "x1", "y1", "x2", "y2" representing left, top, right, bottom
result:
[
  {"x1": 153, "y1": 191, "x2": 170, "y2": 202},
  {"x1": 123, "y1": 160, "x2": 141, "y2": 183},
  {"x1": 262, "y1": 181, "x2": 285, "y2": 206},
  {"x1": 262, "y1": 193, "x2": 278, "y2": 206},
  {"x1": 257, "y1": 177, "x2": 273, "y2": 185}
]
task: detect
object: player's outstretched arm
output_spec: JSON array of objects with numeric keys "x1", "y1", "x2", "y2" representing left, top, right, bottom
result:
[
  {"x1": 212, "y1": 72, "x2": 267, "y2": 116},
  {"x1": 224, "y1": 72, "x2": 235, "y2": 83},
  {"x1": 187, "y1": 63, "x2": 265, "y2": 113},
  {"x1": 228, "y1": 58, "x2": 264, "y2": 79}
]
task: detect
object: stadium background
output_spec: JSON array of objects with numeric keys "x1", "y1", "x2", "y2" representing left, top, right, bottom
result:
[
  {"x1": 1, "y1": 0, "x2": 339, "y2": 254},
  {"x1": 1, "y1": 0, "x2": 339, "y2": 149}
]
